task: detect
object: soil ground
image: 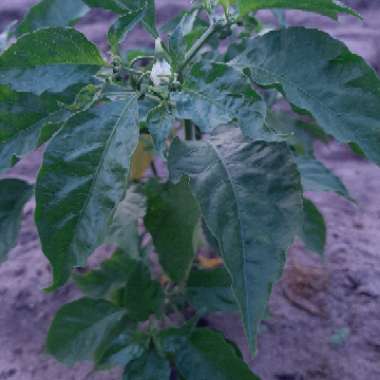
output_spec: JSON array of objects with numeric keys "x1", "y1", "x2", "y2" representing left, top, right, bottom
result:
[{"x1": 0, "y1": 1, "x2": 380, "y2": 379}]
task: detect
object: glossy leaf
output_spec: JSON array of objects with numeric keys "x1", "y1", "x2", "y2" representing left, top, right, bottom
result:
[
  {"x1": 169, "y1": 128, "x2": 303, "y2": 353},
  {"x1": 35, "y1": 97, "x2": 139, "y2": 290},
  {"x1": 0, "y1": 28, "x2": 105, "y2": 95},
  {"x1": 295, "y1": 156, "x2": 350, "y2": 199},
  {"x1": 145, "y1": 178, "x2": 200, "y2": 283},
  {"x1": 124, "y1": 349, "x2": 171, "y2": 380},
  {"x1": 46, "y1": 298, "x2": 125, "y2": 365},
  {"x1": 172, "y1": 62, "x2": 267, "y2": 137},
  {"x1": 16, "y1": 0, "x2": 89, "y2": 36},
  {"x1": 232, "y1": 27, "x2": 380, "y2": 165},
  {"x1": 236, "y1": 0, "x2": 359, "y2": 19},
  {"x1": 0, "y1": 178, "x2": 33, "y2": 262},
  {"x1": 301, "y1": 198, "x2": 326, "y2": 256},
  {"x1": 165, "y1": 328, "x2": 261, "y2": 380},
  {"x1": 187, "y1": 268, "x2": 237, "y2": 312}
]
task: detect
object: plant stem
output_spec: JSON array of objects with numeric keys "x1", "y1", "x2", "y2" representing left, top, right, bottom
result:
[{"x1": 184, "y1": 119, "x2": 194, "y2": 140}]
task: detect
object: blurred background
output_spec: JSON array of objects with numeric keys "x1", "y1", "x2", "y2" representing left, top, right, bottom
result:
[{"x1": 0, "y1": 1, "x2": 379, "y2": 379}]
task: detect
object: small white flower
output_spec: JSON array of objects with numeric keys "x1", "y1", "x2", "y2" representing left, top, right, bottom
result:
[{"x1": 150, "y1": 59, "x2": 172, "y2": 86}]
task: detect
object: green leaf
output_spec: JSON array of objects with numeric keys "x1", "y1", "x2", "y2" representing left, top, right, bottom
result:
[
  {"x1": 73, "y1": 249, "x2": 139, "y2": 299},
  {"x1": 146, "y1": 104, "x2": 175, "y2": 157},
  {"x1": 236, "y1": 0, "x2": 359, "y2": 19},
  {"x1": 172, "y1": 61, "x2": 267, "y2": 137},
  {"x1": 108, "y1": 9, "x2": 146, "y2": 53},
  {"x1": 124, "y1": 349, "x2": 171, "y2": 380},
  {"x1": 122, "y1": 260, "x2": 164, "y2": 321},
  {"x1": 187, "y1": 268, "x2": 237, "y2": 312},
  {"x1": 46, "y1": 298, "x2": 125, "y2": 365},
  {"x1": 95, "y1": 316, "x2": 148, "y2": 368},
  {"x1": 0, "y1": 178, "x2": 33, "y2": 262},
  {"x1": 164, "y1": 328, "x2": 261, "y2": 380},
  {"x1": 35, "y1": 97, "x2": 140, "y2": 290},
  {"x1": 16, "y1": 0, "x2": 89, "y2": 36},
  {"x1": 82, "y1": 0, "x2": 129, "y2": 13},
  {"x1": 295, "y1": 156, "x2": 351, "y2": 199},
  {"x1": 0, "y1": 84, "x2": 72, "y2": 172},
  {"x1": 301, "y1": 198, "x2": 326, "y2": 256},
  {"x1": 232, "y1": 27, "x2": 380, "y2": 165},
  {"x1": 107, "y1": 186, "x2": 146, "y2": 257},
  {"x1": 145, "y1": 178, "x2": 200, "y2": 283},
  {"x1": 168, "y1": 128, "x2": 303, "y2": 354},
  {"x1": 0, "y1": 27, "x2": 105, "y2": 95}
]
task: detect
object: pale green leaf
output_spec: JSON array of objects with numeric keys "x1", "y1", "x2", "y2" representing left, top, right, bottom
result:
[
  {"x1": 35, "y1": 97, "x2": 139, "y2": 290},
  {"x1": 168, "y1": 128, "x2": 303, "y2": 354}
]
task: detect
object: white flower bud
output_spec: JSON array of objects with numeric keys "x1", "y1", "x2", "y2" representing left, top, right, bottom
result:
[{"x1": 150, "y1": 59, "x2": 172, "y2": 86}]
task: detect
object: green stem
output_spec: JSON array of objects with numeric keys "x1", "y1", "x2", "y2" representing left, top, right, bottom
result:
[{"x1": 184, "y1": 119, "x2": 194, "y2": 140}]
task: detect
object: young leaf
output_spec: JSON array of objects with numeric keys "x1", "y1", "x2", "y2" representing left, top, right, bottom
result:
[
  {"x1": 164, "y1": 328, "x2": 261, "y2": 380},
  {"x1": 169, "y1": 128, "x2": 303, "y2": 354},
  {"x1": 35, "y1": 97, "x2": 139, "y2": 290},
  {"x1": 295, "y1": 156, "x2": 351, "y2": 200},
  {"x1": 124, "y1": 349, "x2": 171, "y2": 380},
  {"x1": 172, "y1": 61, "x2": 267, "y2": 137},
  {"x1": 301, "y1": 198, "x2": 326, "y2": 256},
  {"x1": 121, "y1": 260, "x2": 164, "y2": 321},
  {"x1": 16, "y1": 0, "x2": 90, "y2": 36},
  {"x1": 144, "y1": 178, "x2": 200, "y2": 283},
  {"x1": 0, "y1": 28, "x2": 105, "y2": 95},
  {"x1": 231, "y1": 27, "x2": 380, "y2": 165},
  {"x1": 0, "y1": 84, "x2": 72, "y2": 172},
  {"x1": 187, "y1": 268, "x2": 237, "y2": 312},
  {"x1": 0, "y1": 178, "x2": 33, "y2": 262},
  {"x1": 46, "y1": 298, "x2": 125, "y2": 366},
  {"x1": 236, "y1": 0, "x2": 359, "y2": 19}
]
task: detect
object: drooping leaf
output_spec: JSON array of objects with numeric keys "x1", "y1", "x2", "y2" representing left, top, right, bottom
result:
[
  {"x1": 0, "y1": 84, "x2": 73, "y2": 172},
  {"x1": 0, "y1": 178, "x2": 33, "y2": 262},
  {"x1": 172, "y1": 61, "x2": 267, "y2": 137},
  {"x1": 162, "y1": 328, "x2": 261, "y2": 380},
  {"x1": 0, "y1": 28, "x2": 105, "y2": 95},
  {"x1": 295, "y1": 156, "x2": 351, "y2": 200},
  {"x1": 73, "y1": 249, "x2": 139, "y2": 299},
  {"x1": 144, "y1": 178, "x2": 200, "y2": 283},
  {"x1": 107, "y1": 186, "x2": 146, "y2": 257},
  {"x1": 95, "y1": 316, "x2": 148, "y2": 368},
  {"x1": 35, "y1": 97, "x2": 139, "y2": 290},
  {"x1": 232, "y1": 27, "x2": 380, "y2": 165},
  {"x1": 236, "y1": 0, "x2": 359, "y2": 19},
  {"x1": 301, "y1": 198, "x2": 326, "y2": 256},
  {"x1": 46, "y1": 298, "x2": 125, "y2": 365},
  {"x1": 108, "y1": 9, "x2": 146, "y2": 53},
  {"x1": 124, "y1": 349, "x2": 171, "y2": 380},
  {"x1": 122, "y1": 260, "x2": 164, "y2": 321},
  {"x1": 187, "y1": 268, "x2": 237, "y2": 312},
  {"x1": 168, "y1": 128, "x2": 303, "y2": 354},
  {"x1": 146, "y1": 104, "x2": 174, "y2": 157},
  {"x1": 16, "y1": 0, "x2": 89, "y2": 36}
]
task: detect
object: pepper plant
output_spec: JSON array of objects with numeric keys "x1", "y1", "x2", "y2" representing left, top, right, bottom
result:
[{"x1": 0, "y1": 0, "x2": 379, "y2": 379}]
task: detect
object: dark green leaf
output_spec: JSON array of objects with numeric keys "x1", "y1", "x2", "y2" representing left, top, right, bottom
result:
[
  {"x1": 236, "y1": 0, "x2": 359, "y2": 19},
  {"x1": 46, "y1": 298, "x2": 125, "y2": 365},
  {"x1": 165, "y1": 328, "x2": 261, "y2": 380},
  {"x1": 0, "y1": 28, "x2": 105, "y2": 95},
  {"x1": 82, "y1": 0, "x2": 129, "y2": 13},
  {"x1": 301, "y1": 198, "x2": 326, "y2": 256},
  {"x1": 16, "y1": 0, "x2": 89, "y2": 36},
  {"x1": 295, "y1": 156, "x2": 351, "y2": 199},
  {"x1": 232, "y1": 27, "x2": 380, "y2": 165},
  {"x1": 146, "y1": 104, "x2": 174, "y2": 157},
  {"x1": 172, "y1": 62, "x2": 267, "y2": 137},
  {"x1": 122, "y1": 261, "x2": 163, "y2": 321},
  {"x1": 108, "y1": 9, "x2": 146, "y2": 53},
  {"x1": 35, "y1": 97, "x2": 139, "y2": 290},
  {"x1": 168, "y1": 128, "x2": 303, "y2": 354},
  {"x1": 187, "y1": 268, "x2": 237, "y2": 312},
  {"x1": 0, "y1": 178, "x2": 33, "y2": 262},
  {"x1": 145, "y1": 178, "x2": 200, "y2": 283},
  {"x1": 124, "y1": 349, "x2": 171, "y2": 380}
]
